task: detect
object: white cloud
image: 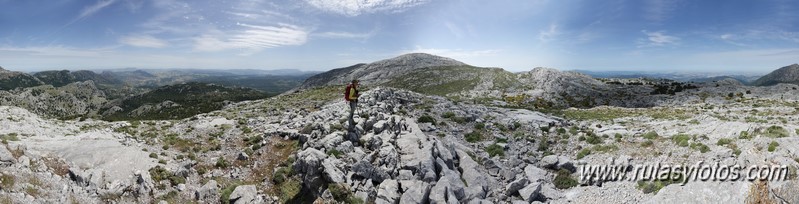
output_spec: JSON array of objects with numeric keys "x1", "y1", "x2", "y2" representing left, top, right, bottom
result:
[
  {"x1": 119, "y1": 35, "x2": 168, "y2": 48},
  {"x1": 305, "y1": 0, "x2": 430, "y2": 16},
  {"x1": 639, "y1": 30, "x2": 679, "y2": 47},
  {"x1": 314, "y1": 29, "x2": 378, "y2": 40},
  {"x1": 193, "y1": 24, "x2": 308, "y2": 52},
  {"x1": 539, "y1": 23, "x2": 559, "y2": 42}
]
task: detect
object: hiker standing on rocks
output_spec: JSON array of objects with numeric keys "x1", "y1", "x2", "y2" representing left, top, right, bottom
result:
[{"x1": 345, "y1": 79, "x2": 360, "y2": 135}]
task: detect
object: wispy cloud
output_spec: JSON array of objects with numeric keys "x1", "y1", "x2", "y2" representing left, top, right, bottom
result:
[
  {"x1": 314, "y1": 28, "x2": 379, "y2": 40},
  {"x1": 78, "y1": 0, "x2": 117, "y2": 20},
  {"x1": 639, "y1": 30, "x2": 680, "y2": 47},
  {"x1": 643, "y1": 0, "x2": 680, "y2": 22},
  {"x1": 193, "y1": 23, "x2": 308, "y2": 52},
  {"x1": 119, "y1": 35, "x2": 168, "y2": 48},
  {"x1": 305, "y1": 0, "x2": 430, "y2": 16},
  {"x1": 539, "y1": 23, "x2": 559, "y2": 42}
]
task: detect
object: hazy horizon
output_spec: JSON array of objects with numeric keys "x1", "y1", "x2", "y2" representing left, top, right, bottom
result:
[{"x1": 1, "y1": 0, "x2": 797, "y2": 72}]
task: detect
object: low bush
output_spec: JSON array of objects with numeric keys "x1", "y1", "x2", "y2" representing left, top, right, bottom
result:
[
  {"x1": 485, "y1": 144, "x2": 504, "y2": 157},
  {"x1": 768, "y1": 141, "x2": 779, "y2": 152},
  {"x1": 553, "y1": 169, "x2": 578, "y2": 189},
  {"x1": 465, "y1": 131, "x2": 482, "y2": 143}
]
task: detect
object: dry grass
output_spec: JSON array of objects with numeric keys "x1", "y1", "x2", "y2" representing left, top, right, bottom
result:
[
  {"x1": 254, "y1": 136, "x2": 299, "y2": 196},
  {"x1": 746, "y1": 181, "x2": 778, "y2": 204},
  {"x1": 41, "y1": 157, "x2": 70, "y2": 177}
]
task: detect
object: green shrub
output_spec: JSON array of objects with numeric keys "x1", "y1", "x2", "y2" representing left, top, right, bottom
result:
[
  {"x1": 273, "y1": 167, "x2": 293, "y2": 184},
  {"x1": 739, "y1": 131, "x2": 751, "y2": 139},
  {"x1": 465, "y1": 131, "x2": 482, "y2": 143},
  {"x1": 690, "y1": 143, "x2": 710, "y2": 153},
  {"x1": 474, "y1": 123, "x2": 485, "y2": 130},
  {"x1": 441, "y1": 112, "x2": 455, "y2": 118},
  {"x1": 557, "y1": 128, "x2": 567, "y2": 134},
  {"x1": 417, "y1": 115, "x2": 436, "y2": 124},
  {"x1": 327, "y1": 149, "x2": 343, "y2": 158},
  {"x1": 614, "y1": 133, "x2": 623, "y2": 139},
  {"x1": 637, "y1": 179, "x2": 679, "y2": 194},
  {"x1": 768, "y1": 141, "x2": 779, "y2": 152},
  {"x1": 328, "y1": 184, "x2": 364, "y2": 204},
  {"x1": 553, "y1": 169, "x2": 578, "y2": 189},
  {"x1": 495, "y1": 137, "x2": 508, "y2": 143},
  {"x1": 496, "y1": 123, "x2": 508, "y2": 132},
  {"x1": 716, "y1": 138, "x2": 733, "y2": 146},
  {"x1": 671, "y1": 134, "x2": 691, "y2": 147},
  {"x1": 537, "y1": 140, "x2": 550, "y2": 152},
  {"x1": 215, "y1": 157, "x2": 229, "y2": 168},
  {"x1": 485, "y1": 144, "x2": 504, "y2": 157},
  {"x1": 642, "y1": 131, "x2": 659, "y2": 140},
  {"x1": 540, "y1": 126, "x2": 550, "y2": 132},
  {"x1": 585, "y1": 134, "x2": 603, "y2": 145},
  {"x1": 592, "y1": 145, "x2": 618, "y2": 153},
  {"x1": 513, "y1": 121, "x2": 522, "y2": 130},
  {"x1": 149, "y1": 153, "x2": 158, "y2": 159},
  {"x1": 452, "y1": 117, "x2": 467, "y2": 124},
  {"x1": 220, "y1": 183, "x2": 240, "y2": 204},
  {"x1": 576, "y1": 148, "x2": 591, "y2": 159},
  {"x1": 149, "y1": 166, "x2": 185, "y2": 187},
  {"x1": 764, "y1": 126, "x2": 789, "y2": 138},
  {"x1": 569, "y1": 126, "x2": 579, "y2": 135}
]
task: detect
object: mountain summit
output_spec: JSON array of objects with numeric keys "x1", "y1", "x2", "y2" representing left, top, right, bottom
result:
[
  {"x1": 752, "y1": 64, "x2": 799, "y2": 86},
  {"x1": 299, "y1": 53, "x2": 467, "y2": 89}
]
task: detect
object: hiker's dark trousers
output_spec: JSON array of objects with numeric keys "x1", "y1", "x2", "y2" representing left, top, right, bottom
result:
[{"x1": 348, "y1": 100, "x2": 357, "y2": 132}]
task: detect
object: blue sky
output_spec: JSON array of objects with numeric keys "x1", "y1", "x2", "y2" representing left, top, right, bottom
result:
[{"x1": 0, "y1": 0, "x2": 797, "y2": 73}]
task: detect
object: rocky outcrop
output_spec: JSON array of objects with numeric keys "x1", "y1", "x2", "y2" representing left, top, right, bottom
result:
[{"x1": 752, "y1": 64, "x2": 799, "y2": 86}]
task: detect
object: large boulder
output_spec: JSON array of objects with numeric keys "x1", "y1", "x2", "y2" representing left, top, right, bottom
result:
[
  {"x1": 376, "y1": 179, "x2": 400, "y2": 204},
  {"x1": 195, "y1": 180, "x2": 219, "y2": 202},
  {"x1": 229, "y1": 185, "x2": 258, "y2": 204},
  {"x1": 294, "y1": 148, "x2": 327, "y2": 190},
  {"x1": 322, "y1": 158, "x2": 346, "y2": 183},
  {"x1": 399, "y1": 180, "x2": 431, "y2": 204},
  {"x1": 429, "y1": 170, "x2": 466, "y2": 203},
  {"x1": 0, "y1": 145, "x2": 15, "y2": 166},
  {"x1": 519, "y1": 182, "x2": 542, "y2": 202},
  {"x1": 352, "y1": 160, "x2": 389, "y2": 183}
]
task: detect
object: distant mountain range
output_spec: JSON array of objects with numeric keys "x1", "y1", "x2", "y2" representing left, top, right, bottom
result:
[
  {"x1": 572, "y1": 70, "x2": 763, "y2": 84},
  {"x1": 0, "y1": 66, "x2": 316, "y2": 120}
]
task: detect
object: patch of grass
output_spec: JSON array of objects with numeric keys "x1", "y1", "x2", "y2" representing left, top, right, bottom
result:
[
  {"x1": 641, "y1": 140, "x2": 654, "y2": 147},
  {"x1": 417, "y1": 115, "x2": 436, "y2": 124},
  {"x1": 148, "y1": 152, "x2": 158, "y2": 159},
  {"x1": 465, "y1": 131, "x2": 483, "y2": 143},
  {"x1": 273, "y1": 167, "x2": 293, "y2": 184},
  {"x1": 278, "y1": 178, "x2": 302, "y2": 203},
  {"x1": 0, "y1": 133, "x2": 19, "y2": 142},
  {"x1": 592, "y1": 145, "x2": 619, "y2": 153},
  {"x1": 637, "y1": 179, "x2": 679, "y2": 194},
  {"x1": 474, "y1": 123, "x2": 485, "y2": 130},
  {"x1": 328, "y1": 183, "x2": 364, "y2": 204},
  {"x1": 0, "y1": 174, "x2": 14, "y2": 190},
  {"x1": 690, "y1": 143, "x2": 710, "y2": 153},
  {"x1": 717, "y1": 138, "x2": 733, "y2": 146},
  {"x1": 671, "y1": 134, "x2": 691, "y2": 147},
  {"x1": 495, "y1": 137, "x2": 508, "y2": 143},
  {"x1": 513, "y1": 121, "x2": 522, "y2": 130},
  {"x1": 764, "y1": 126, "x2": 789, "y2": 138},
  {"x1": 768, "y1": 141, "x2": 779, "y2": 152},
  {"x1": 485, "y1": 144, "x2": 504, "y2": 157},
  {"x1": 215, "y1": 157, "x2": 229, "y2": 168},
  {"x1": 441, "y1": 112, "x2": 455, "y2": 118},
  {"x1": 553, "y1": 169, "x2": 578, "y2": 189},
  {"x1": 149, "y1": 166, "x2": 185, "y2": 188},
  {"x1": 327, "y1": 149, "x2": 343, "y2": 158},
  {"x1": 642, "y1": 131, "x2": 659, "y2": 140},
  {"x1": 585, "y1": 133, "x2": 603, "y2": 144},
  {"x1": 576, "y1": 148, "x2": 591, "y2": 159},
  {"x1": 688, "y1": 119, "x2": 700, "y2": 125},
  {"x1": 739, "y1": 131, "x2": 751, "y2": 140},
  {"x1": 451, "y1": 117, "x2": 467, "y2": 124},
  {"x1": 220, "y1": 182, "x2": 241, "y2": 204}
]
